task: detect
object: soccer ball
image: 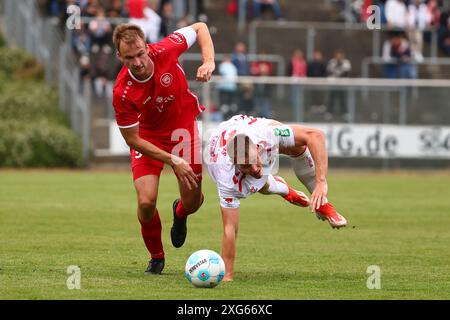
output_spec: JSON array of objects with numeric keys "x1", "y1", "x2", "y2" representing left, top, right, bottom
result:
[{"x1": 185, "y1": 249, "x2": 225, "y2": 288}]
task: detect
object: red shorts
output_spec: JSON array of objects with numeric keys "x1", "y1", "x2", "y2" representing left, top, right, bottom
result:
[{"x1": 131, "y1": 122, "x2": 202, "y2": 181}]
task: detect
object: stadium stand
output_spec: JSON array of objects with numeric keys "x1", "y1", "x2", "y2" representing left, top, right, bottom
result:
[{"x1": 2, "y1": 0, "x2": 449, "y2": 167}]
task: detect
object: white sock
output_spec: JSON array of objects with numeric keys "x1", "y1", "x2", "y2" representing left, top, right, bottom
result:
[
  {"x1": 291, "y1": 147, "x2": 316, "y2": 194},
  {"x1": 265, "y1": 175, "x2": 289, "y2": 196}
]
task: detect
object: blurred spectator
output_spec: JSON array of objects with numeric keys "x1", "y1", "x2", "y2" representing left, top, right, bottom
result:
[
  {"x1": 306, "y1": 50, "x2": 327, "y2": 114},
  {"x1": 307, "y1": 50, "x2": 327, "y2": 77},
  {"x1": 251, "y1": 56, "x2": 274, "y2": 118},
  {"x1": 250, "y1": 56, "x2": 274, "y2": 76},
  {"x1": 129, "y1": 0, "x2": 162, "y2": 43},
  {"x1": 252, "y1": 0, "x2": 284, "y2": 21},
  {"x1": 439, "y1": 7, "x2": 450, "y2": 51},
  {"x1": 76, "y1": 0, "x2": 89, "y2": 12},
  {"x1": 72, "y1": 27, "x2": 91, "y2": 56},
  {"x1": 80, "y1": 55, "x2": 91, "y2": 80},
  {"x1": 88, "y1": 8, "x2": 112, "y2": 48},
  {"x1": 327, "y1": 50, "x2": 351, "y2": 78},
  {"x1": 159, "y1": 1, "x2": 176, "y2": 37},
  {"x1": 385, "y1": 0, "x2": 408, "y2": 29},
  {"x1": 374, "y1": 0, "x2": 388, "y2": 25},
  {"x1": 144, "y1": 2, "x2": 163, "y2": 43},
  {"x1": 217, "y1": 55, "x2": 239, "y2": 120},
  {"x1": 227, "y1": 0, "x2": 238, "y2": 16},
  {"x1": 382, "y1": 33, "x2": 417, "y2": 78},
  {"x1": 424, "y1": 0, "x2": 441, "y2": 45},
  {"x1": 231, "y1": 41, "x2": 250, "y2": 76},
  {"x1": 288, "y1": 49, "x2": 307, "y2": 110},
  {"x1": 79, "y1": 55, "x2": 91, "y2": 94},
  {"x1": 126, "y1": 0, "x2": 146, "y2": 19},
  {"x1": 439, "y1": 6, "x2": 450, "y2": 29},
  {"x1": 407, "y1": 0, "x2": 430, "y2": 62},
  {"x1": 288, "y1": 49, "x2": 307, "y2": 78},
  {"x1": 359, "y1": 0, "x2": 374, "y2": 23},
  {"x1": 238, "y1": 82, "x2": 256, "y2": 116},
  {"x1": 326, "y1": 50, "x2": 352, "y2": 120},
  {"x1": 47, "y1": 0, "x2": 65, "y2": 20},
  {"x1": 91, "y1": 44, "x2": 114, "y2": 97},
  {"x1": 82, "y1": 0, "x2": 101, "y2": 17},
  {"x1": 426, "y1": 0, "x2": 441, "y2": 29},
  {"x1": 47, "y1": 0, "x2": 77, "y2": 24},
  {"x1": 193, "y1": 0, "x2": 207, "y2": 21},
  {"x1": 107, "y1": 0, "x2": 127, "y2": 18},
  {"x1": 440, "y1": 17, "x2": 450, "y2": 56}
]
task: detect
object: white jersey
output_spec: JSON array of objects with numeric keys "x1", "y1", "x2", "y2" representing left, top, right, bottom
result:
[{"x1": 206, "y1": 115, "x2": 294, "y2": 208}]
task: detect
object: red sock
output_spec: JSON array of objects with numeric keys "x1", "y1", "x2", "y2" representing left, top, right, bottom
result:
[
  {"x1": 176, "y1": 194, "x2": 204, "y2": 219},
  {"x1": 175, "y1": 201, "x2": 189, "y2": 219},
  {"x1": 139, "y1": 210, "x2": 164, "y2": 260}
]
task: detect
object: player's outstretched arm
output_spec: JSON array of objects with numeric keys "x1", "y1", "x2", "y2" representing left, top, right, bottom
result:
[
  {"x1": 221, "y1": 206, "x2": 240, "y2": 281},
  {"x1": 189, "y1": 22, "x2": 215, "y2": 82},
  {"x1": 290, "y1": 125, "x2": 328, "y2": 211},
  {"x1": 120, "y1": 126, "x2": 198, "y2": 190}
]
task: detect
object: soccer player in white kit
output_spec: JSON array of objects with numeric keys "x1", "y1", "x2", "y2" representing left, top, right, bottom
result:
[{"x1": 206, "y1": 114, "x2": 348, "y2": 281}]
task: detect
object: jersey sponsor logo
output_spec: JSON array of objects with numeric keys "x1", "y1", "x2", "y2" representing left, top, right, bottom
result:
[
  {"x1": 273, "y1": 128, "x2": 291, "y2": 137},
  {"x1": 168, "y1": 32, "x2": 184, "y2": 44},
  {"x1": 155, "y1": 95, "x2": 176, "y2": 112},
  {"x1": 160, "y1": 73, "x2": 173, "y2": 87}
]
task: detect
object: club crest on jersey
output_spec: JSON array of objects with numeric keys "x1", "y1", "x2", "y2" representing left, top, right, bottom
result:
[
  {"x1": 168, "y1": 33, "x2": 184, "y2": 44},
  {"x1": 160, "y1": 73, "x2": 173, "y2": 87}
]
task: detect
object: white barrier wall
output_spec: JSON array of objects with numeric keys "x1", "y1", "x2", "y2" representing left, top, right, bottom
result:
[
  {"x1": 109, "y1": 121, "x2": 450, "y2": 159},
  {"x1": 309, "y1": 124, "x2": 450, "y2": 159}
]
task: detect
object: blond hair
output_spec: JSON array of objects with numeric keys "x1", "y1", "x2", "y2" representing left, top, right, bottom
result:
[{"x1": 113, "y1": 24, "x2": 146, "y2": 53}]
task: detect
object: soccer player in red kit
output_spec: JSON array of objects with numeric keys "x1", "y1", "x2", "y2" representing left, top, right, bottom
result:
[{"x1": 112, "y1": 23, "x2": 215, "y2": 274}]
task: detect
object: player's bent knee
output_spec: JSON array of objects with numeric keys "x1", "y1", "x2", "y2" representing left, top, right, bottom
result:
[
  {"x1": 181, "y1": 193, "x2": 204, "y2": 214},
  {"x1": 138, "y1": 198, "x2": 157, "y2": 217},
  {"x1": 182, "y1": 194, "x2": 203, "y2": 214},
  {"x1": 182, "y1": 200, "x2": 201, "y2": 214},
  {"x1": 138, "y1": 197, "x2": 157, "y2": 209}
]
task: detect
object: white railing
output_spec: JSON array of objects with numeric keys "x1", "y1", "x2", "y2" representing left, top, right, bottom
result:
[
  {"x1": 361, "y1": 56, "x2": 450, "y2": 78},
  {"x1": 197, "y1": 76, "x2": 450, "y2": 126},
  {"x1": 248, "y1": 20, "x2": 440, "y2": 61}
]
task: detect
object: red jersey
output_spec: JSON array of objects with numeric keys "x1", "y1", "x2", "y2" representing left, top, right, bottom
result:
[{"x1": 113, "y1": 28, "x2": 204, "y2": 141}]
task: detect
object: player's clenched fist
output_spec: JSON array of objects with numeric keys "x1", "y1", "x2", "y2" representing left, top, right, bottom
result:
[{"x1": 196, "y1": 61, "x2": 215, "y2": 82}]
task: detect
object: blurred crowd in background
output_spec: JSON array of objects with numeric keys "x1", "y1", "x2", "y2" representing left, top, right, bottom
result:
[{"x1": 36, "y1": 0, "x2": 450, "y2": 121}]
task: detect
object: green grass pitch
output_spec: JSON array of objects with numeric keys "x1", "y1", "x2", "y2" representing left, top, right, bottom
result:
[{"x1": 0, "y1": 169, "x2": 449, "y2": 299}]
